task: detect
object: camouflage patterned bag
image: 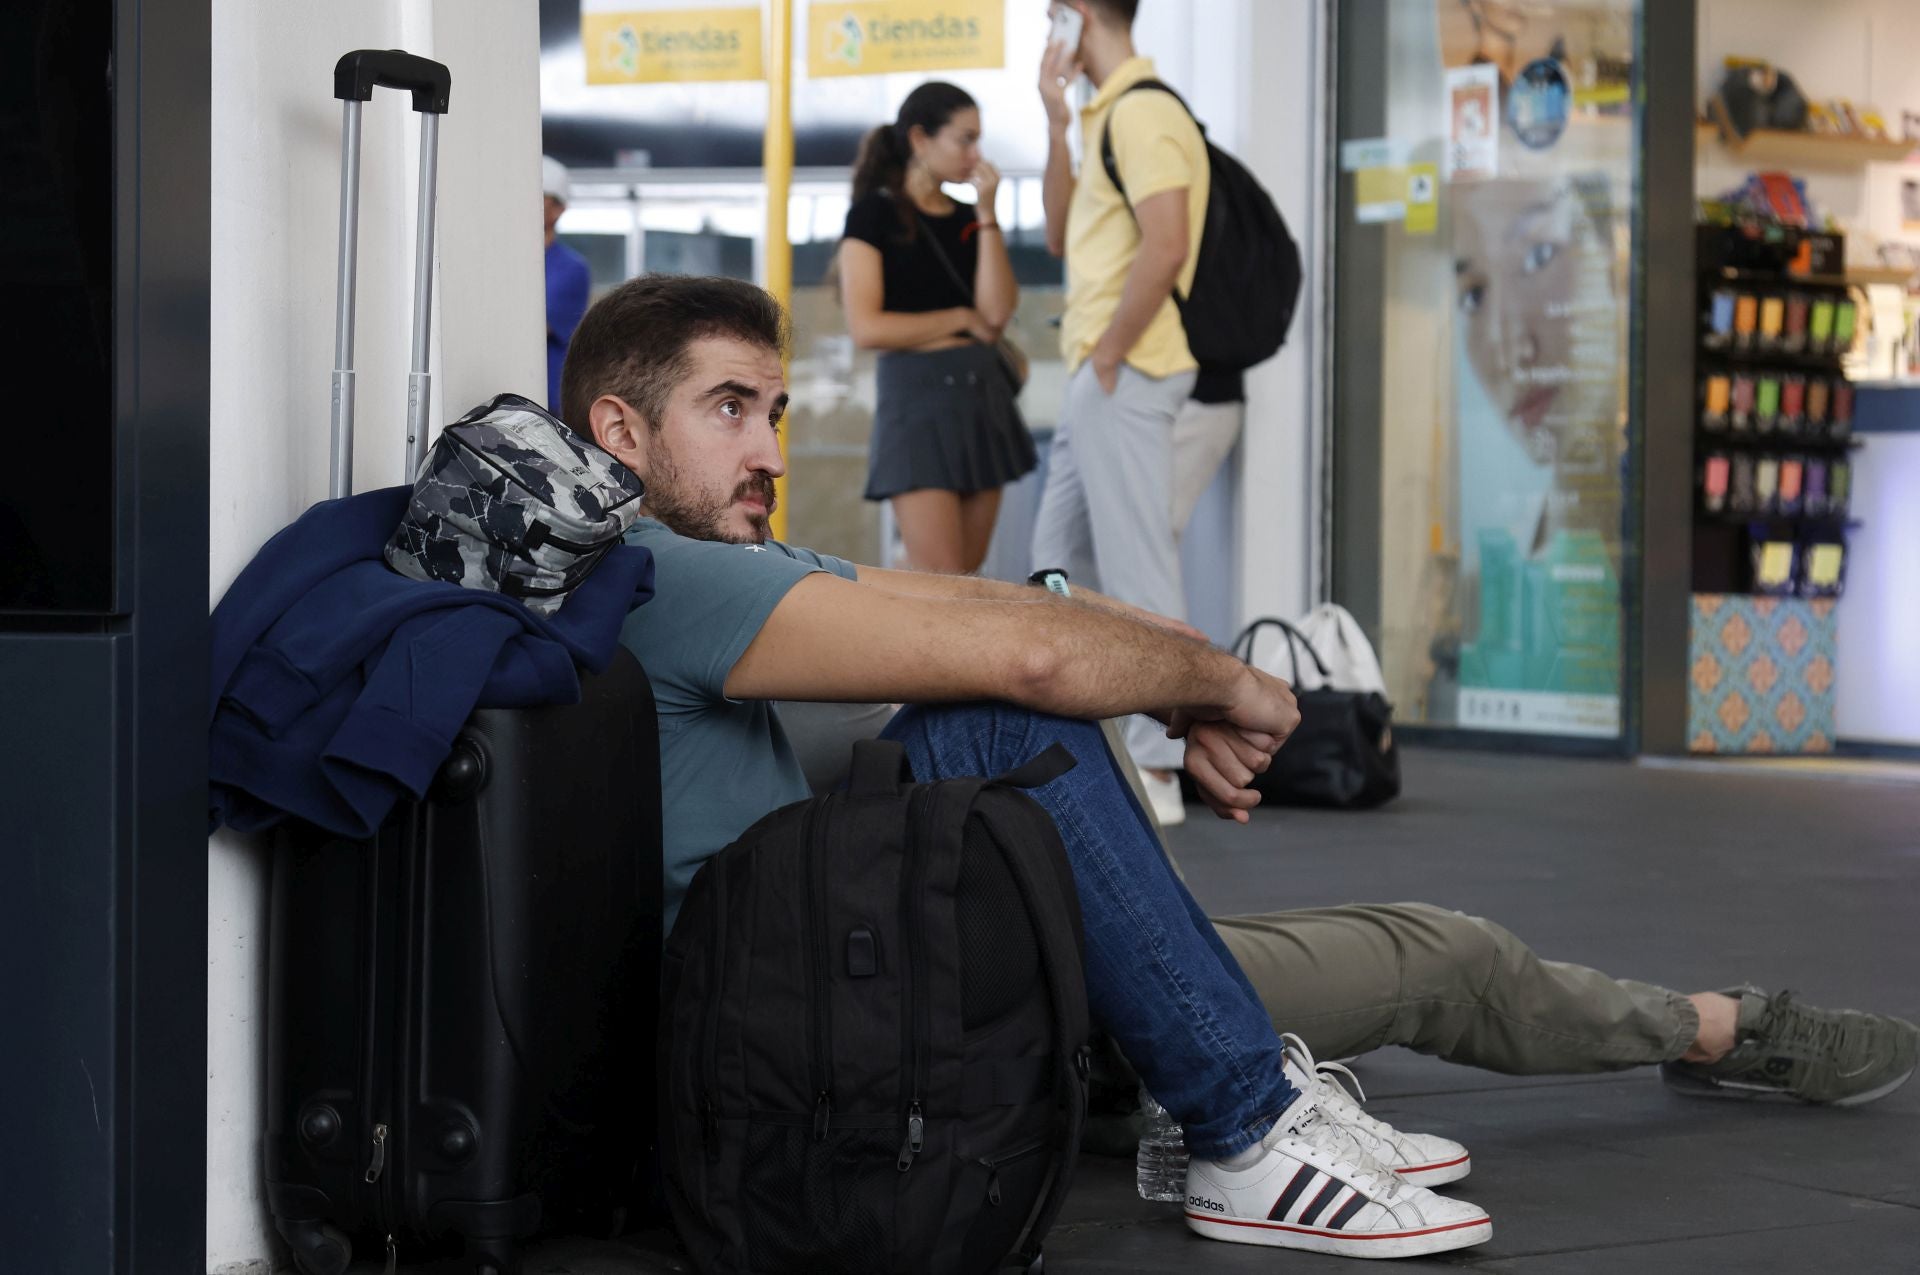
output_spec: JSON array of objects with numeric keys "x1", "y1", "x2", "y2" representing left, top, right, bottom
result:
[{"x1": 385, "y1": 393, "x2": 646, "y2": 615}]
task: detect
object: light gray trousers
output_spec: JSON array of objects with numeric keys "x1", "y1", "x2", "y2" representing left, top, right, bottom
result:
[{"x1": 1031, "y1": 362, "x2": 1198, "y2": 772}]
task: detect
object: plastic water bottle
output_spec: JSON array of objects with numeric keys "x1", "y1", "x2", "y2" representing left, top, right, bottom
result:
[{"x1": 1135, "y1": 1087, "x2": 1190, "y2": 1202}]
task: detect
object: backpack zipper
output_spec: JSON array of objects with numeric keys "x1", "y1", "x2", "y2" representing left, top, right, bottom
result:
[
  {"x1": 976, "y1": 1138, "x2": 1050, "y2": 1207},
  {"x1": 896, "y1": 787, "x2": 932, "y2": 1171},
  {"x1": 806, "y1": 798, "x2": 838, "y2": 1140}
]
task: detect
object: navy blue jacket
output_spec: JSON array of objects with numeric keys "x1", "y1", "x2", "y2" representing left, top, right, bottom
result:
[{"x1": 209, "y1": 486, "x2": 654, "y2": 837}]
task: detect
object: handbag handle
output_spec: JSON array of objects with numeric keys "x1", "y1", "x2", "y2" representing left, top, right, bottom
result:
[{"x1": 1231, "y1": 617, "x2": 1331, "y2": 687}]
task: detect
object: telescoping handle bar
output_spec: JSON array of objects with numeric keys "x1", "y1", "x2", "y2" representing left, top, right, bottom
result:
[{"x1": 329, "y1": 50, "x2": 452, "y2": 499}]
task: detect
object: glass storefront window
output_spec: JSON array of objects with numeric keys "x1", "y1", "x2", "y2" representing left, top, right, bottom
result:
[{"x1": 1331, "y1": 0, "x2": 1638, "y2": 740}]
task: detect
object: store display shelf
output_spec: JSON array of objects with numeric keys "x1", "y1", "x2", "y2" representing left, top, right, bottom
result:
[
  {"x1": 1694, "y1": 508, "x2": 1853, "y2": 528},
  {"x1": 1697, "y1": 345, "x2": 1847, "y2": 371},
  {"x1": 1695, "y1": 121, "x2": 1914, "y2": 167},
  {"x1": 1695, "y1": 430, "x2": 1858, "y2": 452},
  {"x1": 1703, "y1": 265, "x2": 1858, "y2": 288},
  {"x1": 1846, "y1": 266, "x2": 1916, "y2": 287}
]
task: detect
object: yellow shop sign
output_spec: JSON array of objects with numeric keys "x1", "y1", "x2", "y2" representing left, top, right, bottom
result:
[
  {"x1": 583, "y1": 6, "x2": 765, "y2": 84},
  {"x1": 809, "y1": 0, "x2": 1004, "y2": 78}
]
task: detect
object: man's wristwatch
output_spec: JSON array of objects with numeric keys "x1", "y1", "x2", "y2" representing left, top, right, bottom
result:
[{"x1": 1028, "y1": 568, "x2": 1072, "y2": 598}]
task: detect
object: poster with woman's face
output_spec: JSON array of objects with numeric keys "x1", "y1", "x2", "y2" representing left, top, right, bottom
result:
[{"x1": 1437, "y1": 0, "x2": 1633, "y2": 738}]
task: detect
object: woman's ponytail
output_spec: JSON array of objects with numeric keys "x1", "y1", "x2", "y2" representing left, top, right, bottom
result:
[{"x1": 850, "y1": 123, "x2": 907, "y2": 204}]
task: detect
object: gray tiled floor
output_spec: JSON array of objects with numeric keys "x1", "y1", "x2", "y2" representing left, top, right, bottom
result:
[{"x1": 355, "y1": 747, "x2": 1920, "y2": 1273}]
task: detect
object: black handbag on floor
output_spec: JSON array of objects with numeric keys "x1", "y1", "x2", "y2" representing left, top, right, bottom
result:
[
  {"x1": 1233, "y1": 618, "x2": 1401, "y2": 810},
  {"x1": 660, "y1": 739, "x2": 1092, "y2": 1275}
]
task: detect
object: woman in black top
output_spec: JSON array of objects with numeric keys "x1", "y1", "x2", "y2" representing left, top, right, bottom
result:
[{"x1": 840, "y1": 82, "x2": 1036, "y2": 574}]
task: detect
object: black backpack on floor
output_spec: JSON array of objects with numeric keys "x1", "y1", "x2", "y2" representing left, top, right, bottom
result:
[
  {"x1": 1102, "y1": 78, "x2": 1304, "y2": 373},
  {"x1": 660, "y1": 740, "x2": 1092, "y2": 1275}
]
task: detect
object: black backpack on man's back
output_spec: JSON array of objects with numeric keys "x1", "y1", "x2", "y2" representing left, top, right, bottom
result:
[
  {"x1": 1101, "y1": 79, "x2": 1304, "y2": 373},
  {"x1": 659, "y1": 739, "x2": 1093, "y2": 1274}
]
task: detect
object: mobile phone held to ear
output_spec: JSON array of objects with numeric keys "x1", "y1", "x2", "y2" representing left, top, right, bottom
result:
[{"x1": 1048, "y1": 3, "x2": 1084, "y2": 53}]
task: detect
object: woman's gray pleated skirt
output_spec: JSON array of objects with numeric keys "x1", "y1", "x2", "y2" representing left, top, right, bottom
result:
[{"x1": 864, "y1": 343, "x2": 1038, "y2": 501}]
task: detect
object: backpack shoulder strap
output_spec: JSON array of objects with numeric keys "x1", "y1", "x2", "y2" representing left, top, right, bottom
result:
[{"x1": 1098, "y1": 77, "x2": 1198, "y2": 207}]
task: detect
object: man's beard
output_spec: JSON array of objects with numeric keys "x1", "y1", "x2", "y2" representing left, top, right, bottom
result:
[{"x1": 643, "y1": 445, "x2": 776, "y2": 545}]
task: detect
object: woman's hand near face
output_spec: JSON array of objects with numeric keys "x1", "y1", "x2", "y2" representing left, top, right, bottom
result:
[{"x1": 969, "y1": 157, "x2": 1001, "y2": 215}]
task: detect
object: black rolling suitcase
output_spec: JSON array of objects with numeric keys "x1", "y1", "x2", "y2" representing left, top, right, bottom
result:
[{"x1": 262, "y1": 51, "x2": 662, "y2": 1275}]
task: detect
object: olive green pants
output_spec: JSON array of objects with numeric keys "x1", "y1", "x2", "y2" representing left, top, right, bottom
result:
[{"x1": 1212, "y1": 903, "x2": 1700, "y2": 1074}]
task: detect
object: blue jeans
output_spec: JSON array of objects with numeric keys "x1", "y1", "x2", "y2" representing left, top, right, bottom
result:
[{"x1": 881, "y1": 701, "x2": 1299, "y2": 1160}]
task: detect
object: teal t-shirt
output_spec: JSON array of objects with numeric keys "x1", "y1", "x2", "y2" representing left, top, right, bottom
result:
[{"x1": 618, "y1": 518, "x2": 858, "y2": 932}]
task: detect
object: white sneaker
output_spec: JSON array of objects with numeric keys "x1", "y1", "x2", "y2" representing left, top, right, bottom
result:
[
  {"x1": 1141, "y1": 769, "x2": 1186, "y2": 827},
  {"x1": 1184, "y1": 1092, "x2": 1492, "y2": 1259},
  {"x1": 1282, "y1": 1034, "x2": 1471, "y2": 1186}
]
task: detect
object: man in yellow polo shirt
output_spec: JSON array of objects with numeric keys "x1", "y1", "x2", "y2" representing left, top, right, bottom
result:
[{"x1": 1033, "y1": 0, "x2": 1210, "y2": 826}]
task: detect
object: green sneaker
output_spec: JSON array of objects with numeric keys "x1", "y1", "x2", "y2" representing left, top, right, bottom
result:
[{"x1": 1661, "y1": 986, "x2": 1920, "y2": 1107}]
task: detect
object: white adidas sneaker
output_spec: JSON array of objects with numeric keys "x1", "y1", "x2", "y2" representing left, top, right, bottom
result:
[
  {"x1": 1282, "y1": 1034, "x2": 1472, "y2": 1186},
  {"x1": 1184, "y1": 1092, "x2": 1492, "y2": 1260}
]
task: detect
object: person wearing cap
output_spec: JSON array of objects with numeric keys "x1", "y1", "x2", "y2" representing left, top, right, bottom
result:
[{"x1": 544, "y1": 156, "x2": 592, "y2": 414}]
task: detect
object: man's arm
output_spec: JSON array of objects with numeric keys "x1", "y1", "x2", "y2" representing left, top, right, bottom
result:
[
  {"x1": 724, "y1": 573, "x2": 1295, "y2": 741},
  {"x1": 853, "y1": 564, "x2": 1205, "y2": 642},
  {"x1": 1087, "y1": 186, "x2": 1188, "y2": 391},
  {"x1": 1038, "y1": 43, "x2": 1079, "y2": 258}
]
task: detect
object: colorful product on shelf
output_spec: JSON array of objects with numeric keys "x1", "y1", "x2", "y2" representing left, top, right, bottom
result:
[
  {"x1": 1754, "y1": 375, "x2": 1781, "y2": 433},
  {"x1": 1734, "y1": 292, "x2": 1760, "y2": 349},
  {"x1": 1754, "y1": 456, "x2": 1780, "y2": 513},
  {"x1": 1829, "y1": 459, "x2": 1851, "y2": 514},
  {"x1": 1833, "y1": 299, "x2": 1857, "y2": 350},
  {"x1": 1777, "y1": 455, "x2": 1805, "y2": 515},
  {"x1": 1809, "y1": 296, "x2": 1836, "y2": 351},
  {"x1": 1706, "y1": 288, "x2": 1737, "y2": 348},
  {"x1": 1729, "y1": 452, "x2": 1757, "y2": 514},
  {"x1": 1780, "y1": 374, "x2": 1806, "y2": 433},
  {"x1": 1782, "y1": 292, "x2": 1811, "y2": 352},
  {"x1": 1805, "y1": 378, "x2": 1830, "y2": 432},
  {"x1": 1702, "y1": 373, "x2": 1732, "y2": 430},
  {"x1": 1702, "y1": 451, "x2": 1731, "y2": 513},
  {"x1": 1830, "y1": 380, "x2": 1854, "y2": 440},
  {"x1": 1730, "y1": 373, "x2": 1756, "y2": 432},
  {"x1": 1803, "y1": 457, "x2": 1829, "y2": 516},
  {"x1": 1803, "y1": 540, "x2": 1846, "y2": 597},
  {"x1": 1758, "y1": 294, "x2": 1785, "y2": 349},
  {"x1": 1751, "y1": 538, "x2": 1796, "y2": 595}
]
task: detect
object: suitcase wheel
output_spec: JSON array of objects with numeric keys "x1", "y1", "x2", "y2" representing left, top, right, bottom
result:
[
  {"x1": 276, "y1": 1218, "x2": 352, "y2": 1275},
  {"x1": 465, "y1": 1235, "x2": 522, "y2": 1275}
]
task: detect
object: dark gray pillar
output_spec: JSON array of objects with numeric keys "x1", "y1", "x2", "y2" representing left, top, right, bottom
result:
[
  {"x1": 1628, "y1": 0, "x2": 1698, "y2": 755},
  {"x1": 0, "y1": 0, "x2": 210, "y2": 1269}
]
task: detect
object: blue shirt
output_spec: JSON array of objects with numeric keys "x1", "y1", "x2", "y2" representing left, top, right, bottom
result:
[
  {"x1": 545, "y1": 239, "x2": 591, "y2": 412},
  {"x1": 618, "y1": 518, "x2": 858, "y2": 932}
]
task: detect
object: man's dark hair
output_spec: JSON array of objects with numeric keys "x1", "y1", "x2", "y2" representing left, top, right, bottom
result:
[
  {"x1": 1084, "y1": 0, "x2": 1139, "y2": 24},
  {"x1": 559, "y1": 273, "x2": 790, "y2": 433}
]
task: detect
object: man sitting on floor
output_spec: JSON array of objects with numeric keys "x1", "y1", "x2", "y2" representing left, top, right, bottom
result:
[{"x1": 564, "y1": 273, "x2": 1490, "y2": 1260}]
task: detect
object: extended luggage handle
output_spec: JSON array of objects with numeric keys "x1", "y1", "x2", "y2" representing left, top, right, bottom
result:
[
  {"x1": 333, "y1": 49, "x2": 452, "y2": 114},
  {"x1": 329, "y1": 49, "x2": 453, "y2": 500},
  {"x1": 1232, "y1": 617, "x2": 1332, "y2": 688}
]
